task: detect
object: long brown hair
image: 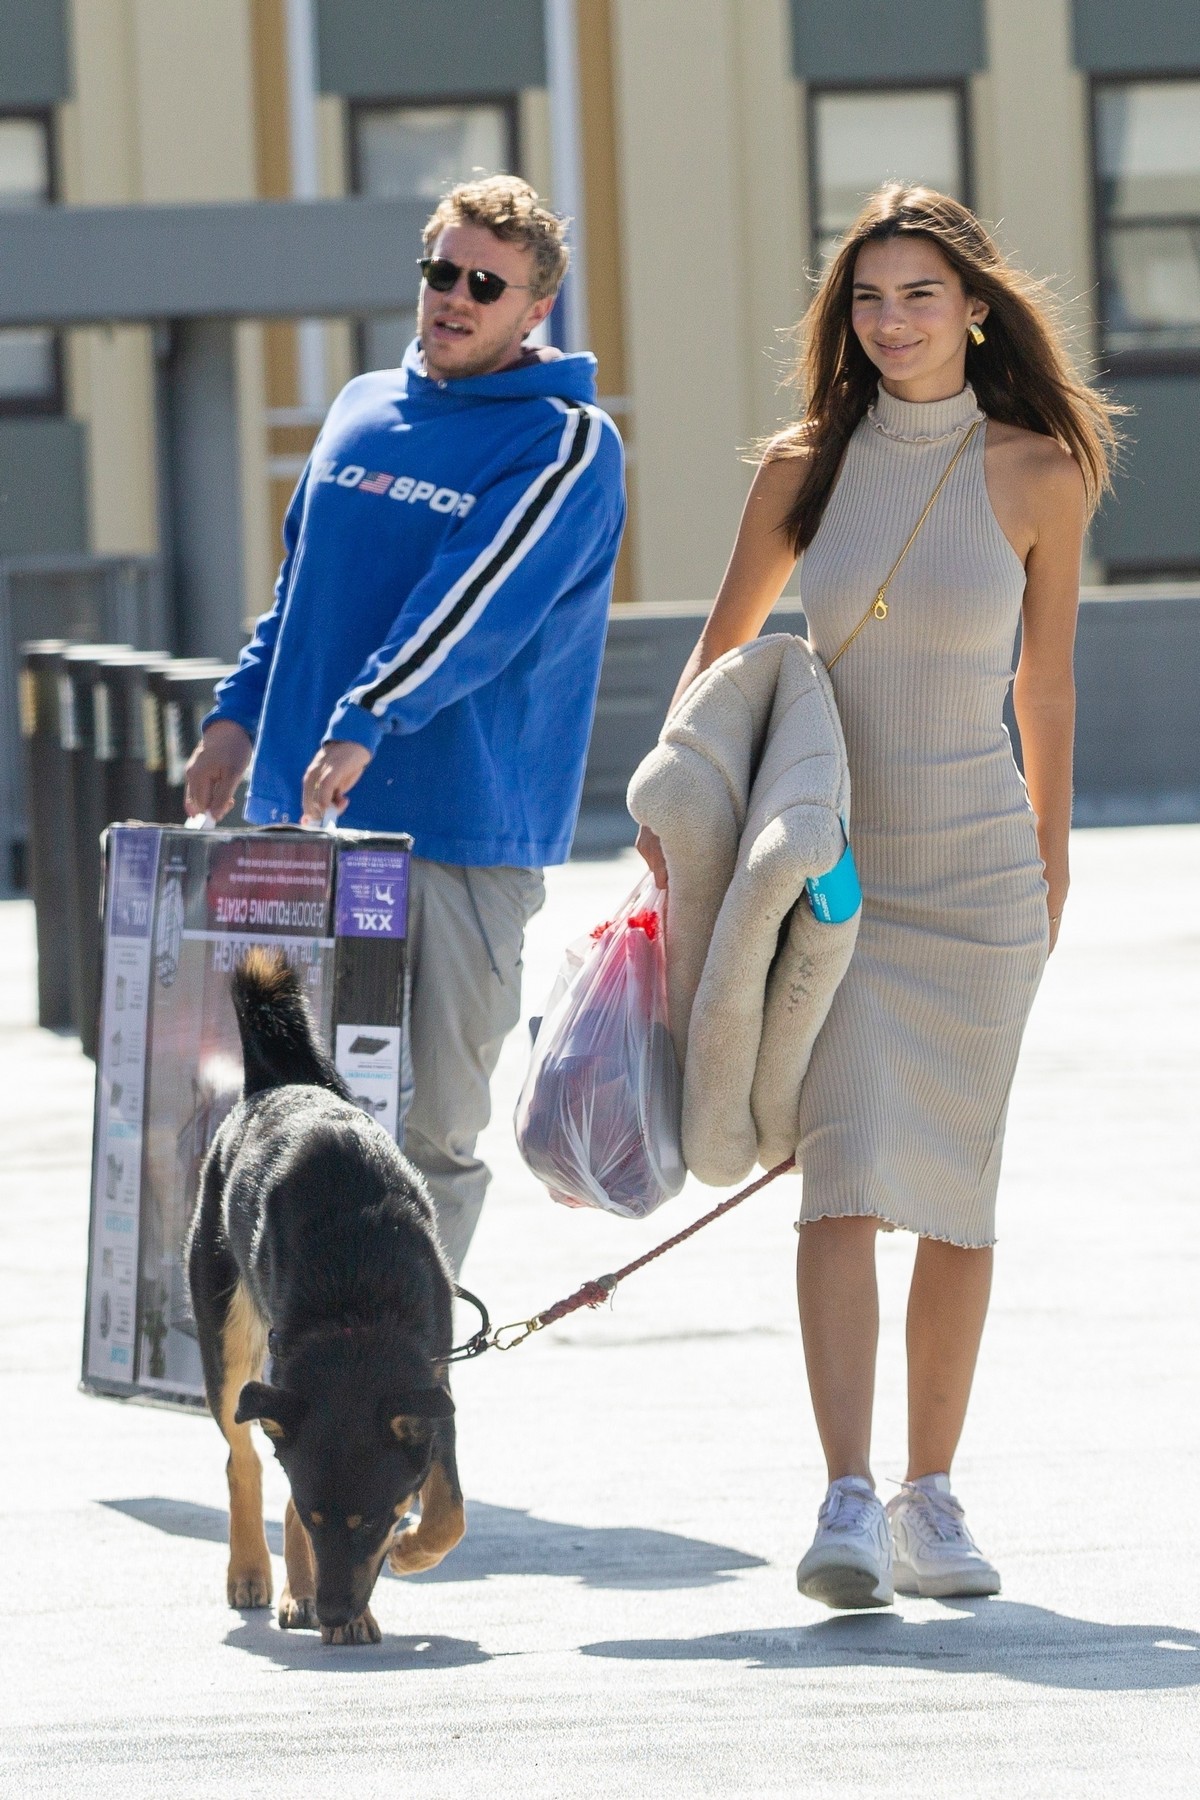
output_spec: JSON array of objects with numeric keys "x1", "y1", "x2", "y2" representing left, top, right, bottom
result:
[{"x1": 768, "y1": 184, "x2": 1121, "y2": 554}]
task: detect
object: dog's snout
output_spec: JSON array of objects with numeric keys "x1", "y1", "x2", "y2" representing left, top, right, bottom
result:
[
  {"x1": 317, "y1": 1599, "x2": 354, "y2": 1629},
  {"x1": 316, "y1": 1559, "x2": 377, "y2": 1629}
]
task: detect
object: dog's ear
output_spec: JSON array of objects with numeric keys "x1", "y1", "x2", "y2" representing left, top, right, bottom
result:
[
  {"x1": 235, "y1": 1380, "x2": 307, "y2": 1442},
  {"x1": 382, "y1": 1386, "x2": 454, "y2": 1444}
]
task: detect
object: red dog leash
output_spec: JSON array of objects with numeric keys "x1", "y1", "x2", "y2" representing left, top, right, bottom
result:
[{"x1": 481, "y1": 1156, "x2": 797, "y2": 1352}]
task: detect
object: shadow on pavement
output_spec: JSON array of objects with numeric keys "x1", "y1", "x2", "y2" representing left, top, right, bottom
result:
[
  {"x1": 400, "y1": 1500, "x2": 764, "y2": 1589},
  {"x1": 580, "y1": 1599, "x2": 1200, "y2": 1690},
  {"x1": 223, "y1": 1616, "x2": 491, "y2": 1671},
  {"x1": 102, "y1": 1496, "x2": 283, "y2": 1554},
  {"x1": 101, "y1": 1495, "x2": 764, "y2": 1590}
]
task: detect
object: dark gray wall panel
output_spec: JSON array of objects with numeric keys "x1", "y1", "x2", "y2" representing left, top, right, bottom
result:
[
  {"x1": 1072, "y1": 595, "x2": 1200, "y2": 823},
  {"x1": 1090, "y1": 377, "x2": 1200, "y2": 572},
  {"x1": 316, "y1": 0, "x2": 545, "y2": 98},
  {"x1": 576, "y1": 594, "x2": 1200, "y2": 850},
  {"x1": 1073, "y1": 0, "x2": 1200, "y2": 73},
  {"x1": 159, "y1": 321, "x2": 245, "y2": 661},
  {"x1": 577, "y1": 604, "x2": 808, "y2": 852},
  {"x1": 0, "y1": 198, "x2": 427, "y2": 326},
  {"x1": 789, "y1": 0, "x2": 984, "y2": 81},
  {"x1": 0, "y1": 419, "x2": 86, "y2": 555},
  {"x1": 0, "y1": 0, "x2": 70, "y2": 106}
]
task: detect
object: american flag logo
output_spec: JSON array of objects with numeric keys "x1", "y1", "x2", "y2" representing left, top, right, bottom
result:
[{"x1": 358, "y1": 471, "x2": 393, "y2": 494}]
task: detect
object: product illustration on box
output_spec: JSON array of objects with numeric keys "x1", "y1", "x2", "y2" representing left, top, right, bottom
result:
[{"x1": 81, "y1": 825, "x2": 412, "y2": 1410}]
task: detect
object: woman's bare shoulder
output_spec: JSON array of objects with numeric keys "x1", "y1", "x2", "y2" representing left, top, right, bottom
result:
[
  {"x1": 985, "y1": 421, "x2": 1086, "y2": 511},
  {"x1": 743, "y1": 442, "x2": 810, "y2": 540},
  {"x1": 987, "y1": 420, "x2": 1084, "y2": 479},
  {"x1": 756, "y1": 435, "x2": 812, "y2": 491}
]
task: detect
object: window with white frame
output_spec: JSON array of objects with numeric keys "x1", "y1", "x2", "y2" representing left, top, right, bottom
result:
[
  {"x1": 810, "y1": 87, "x2": 967, "y2": 265},
  {"x1": 0, "y1": 114, "x2": 59, "y2": 413},
  {"x1": 352, "y1": 102, "x2": 515, "y2": 372},
  {"x1": 1094, "y1": 77, "x2": 1200, "y2": 356}
]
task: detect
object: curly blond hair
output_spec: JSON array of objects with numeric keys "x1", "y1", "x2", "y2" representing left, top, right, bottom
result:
[{"x1": 423, "y1": 174, "x2": 570, "y2": 301}]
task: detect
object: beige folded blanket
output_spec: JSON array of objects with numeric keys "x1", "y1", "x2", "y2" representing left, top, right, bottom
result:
[{"x1": 627, "y1": 634, "x2": 859, "y2": 1186}]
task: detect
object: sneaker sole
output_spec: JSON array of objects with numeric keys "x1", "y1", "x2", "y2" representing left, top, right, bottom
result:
[
  {"x1": 797, "y1": 1559, "x2": 894, "y2": 1610},
  {"x1": 893, "y1": 1559, "x2": 1000, "y2": 1599}
]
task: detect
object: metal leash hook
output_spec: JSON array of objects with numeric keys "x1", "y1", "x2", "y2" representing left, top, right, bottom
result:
[{"x1": 489, "y1": 1317, "x2": 545, "y2": 1351}]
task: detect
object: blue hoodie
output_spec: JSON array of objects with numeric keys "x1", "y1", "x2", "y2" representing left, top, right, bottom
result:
[{"x1": 207, "y1": 342, "x2": 625, "y2": 866}]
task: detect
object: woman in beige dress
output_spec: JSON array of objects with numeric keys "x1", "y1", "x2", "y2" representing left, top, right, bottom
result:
[{"x1": 638, "y1": 186, "x2": 1118, "y2": 1609}]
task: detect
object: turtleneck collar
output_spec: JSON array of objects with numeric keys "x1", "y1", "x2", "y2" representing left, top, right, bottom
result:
[{"x1": 867, "y1": 381, "x2": 984, "y2": 444}]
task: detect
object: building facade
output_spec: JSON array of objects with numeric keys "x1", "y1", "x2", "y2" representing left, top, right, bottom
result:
[{"x1": 0, "y1": 0, "x2": 1197, "y2": 651}]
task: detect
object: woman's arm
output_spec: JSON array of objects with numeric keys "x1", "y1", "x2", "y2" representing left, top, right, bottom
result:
[
  {"x1": 1010, "y1": 442, "x2": 1086, "y2": 953},
  {"x1": 636, "y1": 455, "x2": 802, "y2": 884}
]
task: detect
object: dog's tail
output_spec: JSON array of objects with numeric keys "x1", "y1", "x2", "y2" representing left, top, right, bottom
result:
[{"x1": 230, "y1": 947, "x2": 350, "y2": 1100}]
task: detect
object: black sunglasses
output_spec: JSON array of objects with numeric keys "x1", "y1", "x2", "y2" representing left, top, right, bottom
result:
[{"x1": 418, "y1": 257, "x2": 531, "y2": 305}]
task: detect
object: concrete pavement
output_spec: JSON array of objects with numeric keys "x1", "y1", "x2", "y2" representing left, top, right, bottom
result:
[{"x1": 2, "y1": 827, "x2": 1200, "y2": 1798}]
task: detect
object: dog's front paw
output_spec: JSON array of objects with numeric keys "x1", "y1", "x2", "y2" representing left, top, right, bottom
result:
[
  {"x1": 321, "y1": 1607, "x2": 381, "y2": 1646},
  {"x1": 388, "y1": 1528, "x2": 445, "y2": 1576},
  {"x1": 278, "y1": 1589, "x2": 318, "y2": 1630},
  {"x1": 227, "y1": 1563, "x2": 273, "y2": 1609}
]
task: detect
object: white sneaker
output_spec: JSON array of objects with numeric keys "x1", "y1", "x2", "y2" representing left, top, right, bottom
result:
[
  {"x1": 886, "y1": 1474, "x2": 1001, "y2": 1598},
  {"x1": 796, "y1": 1476, "x2": 894, "y2": 1610}
]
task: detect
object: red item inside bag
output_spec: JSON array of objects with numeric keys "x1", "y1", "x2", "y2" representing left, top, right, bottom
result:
[{"x1": 515, "y1": 878, "x2": 686, "y2": 1219}]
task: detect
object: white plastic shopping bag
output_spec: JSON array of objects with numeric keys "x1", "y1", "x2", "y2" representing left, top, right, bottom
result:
[{"x1": 515, "y1": 877, "x2": 685, "y2": 1218}]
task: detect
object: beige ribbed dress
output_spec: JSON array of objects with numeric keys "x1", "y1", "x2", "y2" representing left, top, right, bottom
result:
[{"x1": 795, "y1": 382, "x2": 1049, "y2": 1246}]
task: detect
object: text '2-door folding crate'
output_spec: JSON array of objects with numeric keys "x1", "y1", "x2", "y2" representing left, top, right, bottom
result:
[{"x1": 81, "y1": 823, "x2": 411, "y2": 1411}]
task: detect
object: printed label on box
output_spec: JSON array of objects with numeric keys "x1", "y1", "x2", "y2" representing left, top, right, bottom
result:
[
  {"x1": 335, "y1": 849, "x2": 409, "y2": 941},
  {"x1": 336, "y1": 1023, "x2": 402, "y2": 1141},
  {"x1": 85, "y1": 828, "x2": 161, "y2": 1383},
  {"x1": 130, "y1": 829, "x2": 338, "y2": 1397},
  {"x1": 109, "y1": 827, "x2": 158, "y2": 938}
]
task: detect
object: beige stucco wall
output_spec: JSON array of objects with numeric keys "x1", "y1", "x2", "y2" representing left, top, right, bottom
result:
[
  {"x1": 729, "y1": 2, "x2": 807, "y2": 443},
  {"x1": 977, "y1": 0, "x2": 1095, "y2": 366},
  {"x1": 59, "y1": 0, "x2": 157, "y2": 555},
  {"x1": 128, "y1": 0, "x2": 257, "y2": 202},
  {"x1": 53, "y1": 0, "x2": 1103, "y2": 616},
  {"x1": 611, "y1": 0, "x2": 806, "y2": 606},
  {"x1": 60, "y1": 0, "x2": 275, "y2": 615}
]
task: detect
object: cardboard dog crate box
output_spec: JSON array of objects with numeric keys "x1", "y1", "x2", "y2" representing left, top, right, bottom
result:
[{"x1": 81, "y1": 823, "x2": 412, "y2": 1411}]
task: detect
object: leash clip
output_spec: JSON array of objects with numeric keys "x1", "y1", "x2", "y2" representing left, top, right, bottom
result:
[{"x1": 490, "y1": 1317, "x2": 543, "y2": 1351}]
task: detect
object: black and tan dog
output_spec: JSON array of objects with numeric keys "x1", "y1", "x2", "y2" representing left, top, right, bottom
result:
[{"x1": 187, "y1": 947, "x2": 464, "y2": 1644}]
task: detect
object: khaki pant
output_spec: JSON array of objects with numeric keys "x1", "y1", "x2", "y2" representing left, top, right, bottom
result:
[{"x1": 398, "y1": 857, "x2": 546, "y2": 1276}]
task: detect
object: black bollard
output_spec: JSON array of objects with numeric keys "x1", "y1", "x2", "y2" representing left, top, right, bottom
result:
[
  {"x1": 60, "y1": 644, "x2": 133, "y2": 1055},
  {"x1": 19, "y1": 640, "x2": 73, "y2": 1029},
  {"x1": 149, "y1": 663, "x2": 238, "y2": 825},
  {"x1": 95, "y1": 649, "x2": 172, "y2": 826}
]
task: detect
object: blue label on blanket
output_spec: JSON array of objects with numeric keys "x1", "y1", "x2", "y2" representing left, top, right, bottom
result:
[{"x1": 805, "y1": 842, "x2": 861, "y2": 924}]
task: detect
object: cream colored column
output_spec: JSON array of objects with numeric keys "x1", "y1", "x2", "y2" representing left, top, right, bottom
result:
[
  {"x1": 62, "y1": 0, "x2": 158, "y2": 556},
  {"x1": 519, "y1": 87, "x2": 554, "y2": 200},
  {"x1": 128, "y1": 0, "x2": 272, "y2": 629},
  {"x1": 610, "y1": 0, "x2": 750, "y2": 604},
  {"x1": 729, "y1": 0, "x2": 807, "y2": 443},
  {"x1": 129, "y1": 0, "x2": 257, "y2": 203},
  {"x1": 978, "y1": 0, "x2": 1095, "y2": 365}
]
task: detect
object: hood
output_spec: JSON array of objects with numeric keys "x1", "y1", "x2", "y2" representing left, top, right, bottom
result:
[{"x1": 400, "y1": 338, "x2": 599, "y2": 408}]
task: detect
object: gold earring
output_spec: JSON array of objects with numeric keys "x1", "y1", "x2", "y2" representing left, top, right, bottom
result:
[{"x1": 968, "y1": 323, "x2": 986, "y2": 346}]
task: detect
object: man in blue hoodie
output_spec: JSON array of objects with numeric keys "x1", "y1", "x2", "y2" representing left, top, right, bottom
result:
[{"x1": 185, "y1": 175, "x2": 626, "y2": 1271}]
